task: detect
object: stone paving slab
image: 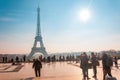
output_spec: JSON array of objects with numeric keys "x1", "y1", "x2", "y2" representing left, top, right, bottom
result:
[
  {"x1": 0, "y1": 63, "x2": 24, "y2": 73},
  {"x1": 0, "y1": 64, "x2": 11, "y2": 70}
]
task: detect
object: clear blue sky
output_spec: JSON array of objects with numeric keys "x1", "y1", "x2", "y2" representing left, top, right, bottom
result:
[{"x1": 0, "y1": 0, "x2": 120, "y2": 54}]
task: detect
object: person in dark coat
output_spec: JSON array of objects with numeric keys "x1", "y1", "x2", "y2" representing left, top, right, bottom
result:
[
  {"x1": 2, "y1": 57, "x2": 5, "y2": 63},
  {"x1": 102, "y1": 53, "x2": 113, "y2": 80},
  {"x1": 114, "y1": 56, "x2": 118, "y2": 68},
  {"x1": 32, "y1": 59, "x2": 42, "y2": 77},
  {"x1": 91, "y1": 52, "x2": 99, "y2": 78},
  {"x1": 80, "y1": 52, "x2": 90, "y2": 80},
  {"x1": 23, "y1": 55, "x2": 26, "y2": 62},
  {"x1": 16, "y1": 56, "x2": 19, "y2": 63}
]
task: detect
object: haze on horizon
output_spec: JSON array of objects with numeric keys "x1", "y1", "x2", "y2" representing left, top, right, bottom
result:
[{"x1": 0, "y1": 0, "x2": 120, "y2": 54}]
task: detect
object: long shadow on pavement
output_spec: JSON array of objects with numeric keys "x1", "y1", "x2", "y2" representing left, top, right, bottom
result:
[{"x1": 23, "y1": 77, "x2": 34, "y2": 80}]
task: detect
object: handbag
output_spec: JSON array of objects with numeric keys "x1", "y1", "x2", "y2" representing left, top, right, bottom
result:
[
  {"x1": 88, "y1": 62, "x2": 92, "y2": 69},
  {"x1": 105, "y1": 74, "x2": 117, "y2": 80},
  {"x1": 96, "y1": 61, "x2": 100, "y2": 66}
]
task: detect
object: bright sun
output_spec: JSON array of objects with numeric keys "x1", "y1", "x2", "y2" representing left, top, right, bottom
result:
[{"x1": 79, "y1": 9, "x2": 91, "y2": 22}]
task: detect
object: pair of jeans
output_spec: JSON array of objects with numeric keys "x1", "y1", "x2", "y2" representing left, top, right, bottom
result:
[
  {"x1": 82, "y1": 67, "x2": 88, "y2": 78},
  {"x1": 103, "y1": 66, "x2": 112, "y2": 80},
  {"x1": 93, "y1": 66, "x2": 97, "y2": 77},
  {"x1": 35, "y1": 69, "x2": 41, "y2": 77}
]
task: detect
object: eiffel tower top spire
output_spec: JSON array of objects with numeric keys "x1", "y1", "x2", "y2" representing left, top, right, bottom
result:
[{"x1": 36, "y1": 6, "x2": 41, "y2": 36}]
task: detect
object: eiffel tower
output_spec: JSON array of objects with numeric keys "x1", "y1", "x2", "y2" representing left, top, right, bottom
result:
[{"x1": 28, "y1": 6, "x2": 48, "y2": 60}]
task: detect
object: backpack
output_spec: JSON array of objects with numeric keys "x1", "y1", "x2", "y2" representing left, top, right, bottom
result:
[
  {"x1": 91, "y1": 57, "x2": 99, "y2": 66},
  {"x1": 106, "y1": 55, "x2": 113, "y2": 67},
  {"x1": 105, "y1": 74, "x2": 117, "y2": 80}
]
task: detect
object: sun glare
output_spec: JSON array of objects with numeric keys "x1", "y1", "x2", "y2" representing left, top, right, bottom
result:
[{"x1": 79, "y1": 9, "x2": 91, "y2": 22}]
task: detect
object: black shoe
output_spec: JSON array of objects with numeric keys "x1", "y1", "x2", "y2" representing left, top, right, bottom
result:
[
  {"x1": 92, "y1": 76, "x2": 96, "y2": 78},
  {"x1": 87, "y1": 77, "x2": 90, "y2": 80},
  {"x1": 82, "y1": 78, "x2": 85, "y2": 80}
]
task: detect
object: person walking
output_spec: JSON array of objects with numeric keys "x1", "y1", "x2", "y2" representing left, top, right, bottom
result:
[
  {"x1": 2, "y1": 57, "x2": 4, "y2": 63},
  {"x1": 32, "y1": 59, "x2": 42, "y2": 77},
  {"x1": 16, "y1": 56, "x2": 19, "y2": 63},
  {"x1": 91, "y1": 52, "x2": 99, "y2": 78},
  {"x1": 102, "y1": 53, "x2": 113, "y2": 80},
  {"x1": 23, "y1": 55, "x2": 26, "y2": 62},
  {"x1": 114, "y1": 56, "x2": 118, "y2": 68},
  {"x1": 80, "y1": 52, "x2": 90, "y2": 80}
]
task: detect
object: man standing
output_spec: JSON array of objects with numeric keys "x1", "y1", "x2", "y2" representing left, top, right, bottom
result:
[
  {"x1": 23, "y1": 55, "x2": 26, "y2": 62},
  {"x1": 114, "y1": 56, "x2": 118, "y2": 68},
  {"x1": 91, "y1": 52, "x2": 99, "y2": 78},
  {"x1": 32, "y1": 59, "x2": 42, "y2": 77},
  {"x1": 102, "y1": 53, "x2": 113, "y2": 80},
  {"x1": 2, "y1": 57, "x2": 4, "y2": 63},
  {"x1": 80, "y1": 52, "x2": 90, "y2": 80}
]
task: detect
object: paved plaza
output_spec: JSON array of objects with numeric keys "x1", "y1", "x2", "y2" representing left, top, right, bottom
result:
[{"x1": 0, "y1": 61, "x2": 120, "y2": 80}]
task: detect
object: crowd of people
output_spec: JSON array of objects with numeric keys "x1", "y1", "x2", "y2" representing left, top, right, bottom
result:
[
  {"x1": 79, "y1": 52, "x2": 118, "y2": 80},
  {"x1": 31, "y1": 52, "x2": 118, "y2": 80},
  {"x1": 1, "y1": 52, "x2": 119, "y2": 80},
  {"x1": 2, "y1": 55, "x2": 26, "y2": 65}
]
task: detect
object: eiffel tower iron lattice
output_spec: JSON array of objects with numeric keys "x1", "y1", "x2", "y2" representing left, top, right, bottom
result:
[{"x1": 28, "y1": 7, "x2": 48, "y2": 60}]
